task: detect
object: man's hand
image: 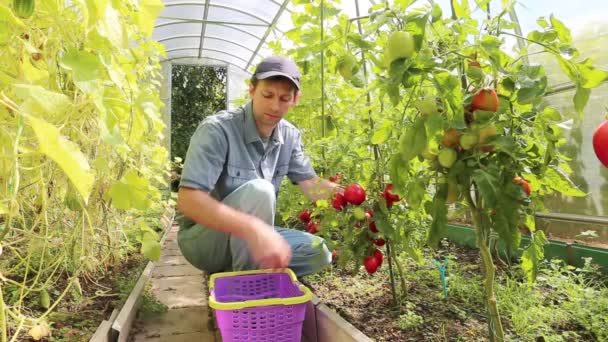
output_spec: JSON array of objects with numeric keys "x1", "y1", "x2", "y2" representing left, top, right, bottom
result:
[
  {"x1": 298, "y1": 176, "x2": 342, "y2": 202},
  {"x1": 245, "y1": 219, "x2": 292, "y2": 269}
]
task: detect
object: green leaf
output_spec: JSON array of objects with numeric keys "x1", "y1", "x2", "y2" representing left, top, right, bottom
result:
[
  {"x1": 578, "y1": 63, "x2": 608, "y2": 89},
  {"x1": 371, "y1": 120, "x2": 393, "y2": 144},
  {"x1": 540, "y1": 107, "x2": 562, "y2": 121},
  {"x1": 108, "y1": 170, "x2": 153, "y2": 210},
  {"x1": 490, "y1": 136, "x2": 518, "y2": 159},
  {"x1": 491, "y1": 182, "x2": 521, "y2": 254},
  {"x1": 425, "y1": 110, "x2": 445, "y2": 138},
  {"x1": 472, "y1": 169, "x2": 500, "y2": 207},
  {"x1": 521, "y1": 231, "x2": 547, "y2": 284},
  {"x1": 431, "y1": 3, "x2": 442, "y2": 22},
  {"x1": 406, "y1": 179, "x2": 426, "y2": 210},
  {"x1": 549, "y1": 15, "x2": 571, "y2": 44},
  {"x1": 60, "y1": 49, "x2": 103, "y2": 93},
  {"x1": 556, "y1": 57, "x2": 578, "y2": 82},
  {"x1": 394, "y1": 0, "x2": 415, "y2": 10},
  {"x1": 573, "y1": 85, "x2": 590, "y2": 116},
  {"x1": 399, "y1": 117, "x2": 427, "y2": 162},
  {"x1": 141, "y1": 232, "x2": 161, "y2": 261},
  {"x1": 426, "y1": 181, "x2": 447, "y2": 248},
  {"x1": 404, "y1": 13, "x2": 429, "y2": 52},
  {"x1": 347, "y1": 32, "x2": 374, "y2": 50},
  {"x1": 26, "y1": 116, "x2": 94, "y2": 203},
  {"x1": 451, "y1": 0, "x2": 470, "y2": 19},
  {"x1": 39, "y1": 289, "x2": 51, "y2": 309},
  {"x1": 545, "y1": 167, "x2": 586, "y2": 197}
]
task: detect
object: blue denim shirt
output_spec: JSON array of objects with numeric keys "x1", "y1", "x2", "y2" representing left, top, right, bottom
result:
[{"x1": 179, "y1": 101, "x2": 317, "y2": 201}]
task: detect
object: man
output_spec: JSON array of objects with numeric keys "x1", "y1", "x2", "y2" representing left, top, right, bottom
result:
[{"x1": 176, "y1": 56, "x2": 340, "y2": 277}]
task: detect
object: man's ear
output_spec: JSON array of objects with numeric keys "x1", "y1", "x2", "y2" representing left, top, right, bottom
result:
[
  {"x1": 249, "y1": 82, "x2": 256, "y2": 97},
  {"x1": 293, "y1": 90, "x2": 302, "y2": 105}
]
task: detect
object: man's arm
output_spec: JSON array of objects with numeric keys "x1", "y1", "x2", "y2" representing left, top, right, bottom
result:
[
  {"x1": 298, "y1": 176, "x2": 341, "y2": 202},
  {"x1": 177, "y1": 188, "x2": 292, "y2": 269}
]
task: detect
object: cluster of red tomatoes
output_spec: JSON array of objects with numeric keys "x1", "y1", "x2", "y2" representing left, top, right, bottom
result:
[{"x1": 297, "y1": 174, "x2": 402, "y2": 274}]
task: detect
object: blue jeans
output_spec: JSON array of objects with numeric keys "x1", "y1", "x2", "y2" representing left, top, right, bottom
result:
[{"x1": 177, "y1": 179, "x2": 332, "y2": 277}]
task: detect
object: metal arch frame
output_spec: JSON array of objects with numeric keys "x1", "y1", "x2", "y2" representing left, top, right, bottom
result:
[
  {"x1": 164, "y1": 2, "x2": 272, "y2": 26},
  {"x1": 158, "y1": 34, "x2": 256, "y2": 54},
  {"x1": 164, "y1": 56, "x2": 252, "y2": 76},
  {"x1": 246, "y1": 0, "x2": 291, "y2": 70},
  {"x1": 198, "y1": 0, "x2": 211, "y2": 58},
  {"x1": 163, "y1": 47, "x2": 249, "y2": 65}
]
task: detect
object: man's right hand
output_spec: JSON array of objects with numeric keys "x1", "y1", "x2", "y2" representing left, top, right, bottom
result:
[{"x1": 246, "y1": 219, "x2": 292, "y2": 269}]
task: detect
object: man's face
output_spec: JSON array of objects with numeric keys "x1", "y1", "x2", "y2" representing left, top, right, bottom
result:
[{"x1": 249, "y1": 78, "x2": 300, "y2": 132}]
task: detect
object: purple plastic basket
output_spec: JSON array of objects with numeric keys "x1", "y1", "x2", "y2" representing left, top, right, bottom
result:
[{"x1": 210, "y1": 270, "x2": 310, "y2": 342}]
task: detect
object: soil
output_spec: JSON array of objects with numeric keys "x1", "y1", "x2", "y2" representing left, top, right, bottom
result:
[
  {"x1": 302, "y1": 242, "x2": 604, "y2": 341},
  {"x1": 13, "y1": 254, "x2": 147, "y2": 342}
]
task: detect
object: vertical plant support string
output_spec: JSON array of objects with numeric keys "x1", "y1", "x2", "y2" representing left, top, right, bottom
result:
[{"x1": 320, "y1": 0, "x2": 326, "y2": 163}]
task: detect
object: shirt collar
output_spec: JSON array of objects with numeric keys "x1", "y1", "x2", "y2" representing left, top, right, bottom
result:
[{"x1": 244, "y1": 101, "x2": 284, "y2": 145}]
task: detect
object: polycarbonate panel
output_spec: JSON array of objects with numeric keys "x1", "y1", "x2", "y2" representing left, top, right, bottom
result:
[
  {"x1": 211, "y1": 0, "x2": 279, "y2": 24},
  {"x1": 205, "y1": 23, "x2": 261, "y2": 45},
  {"x1": 207, "y1": 5, "x2": 269, "y2": 25},
  {"x1": 528, "y1": 25, "x2": 608, "y2": 86},
  {"x1": 513, "y1": 0, "x2": 608, "y2": 35},
  {"x1": 204, "y1": 38, "x2": 254, "y2": 61},
  {"x1": 154, "y1": 22, "x2": 202, "y2": 40},
  {"x1": 195, "y1": 49, "x2": 248, "y2": 69},
  {"x1": 160, "y1": 37, "x2": 201, "y2": 52},
  {"x1": 158, "y1": 3, "x2": 205, "y2": 22},
  {"x1": 543, "y1": 82, "x2": 608, "y2": 217}
]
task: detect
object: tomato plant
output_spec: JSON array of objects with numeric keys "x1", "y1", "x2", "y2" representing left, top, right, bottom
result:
[{"x1": 274, "y1": 1, "x2": 608, "y2": 341}]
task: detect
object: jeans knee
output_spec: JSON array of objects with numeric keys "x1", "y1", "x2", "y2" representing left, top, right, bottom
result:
[{"x1": 237, "y1": 179, "x2": 276, "y2": 206}]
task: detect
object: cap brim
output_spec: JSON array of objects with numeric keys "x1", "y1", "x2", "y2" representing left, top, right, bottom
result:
[{"x1": 255, "y1": 71, "x2": 300, "y2": 90}]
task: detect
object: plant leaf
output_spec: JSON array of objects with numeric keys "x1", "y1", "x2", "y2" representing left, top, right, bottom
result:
[
  {"x1": 26, "y1": 116, "x2": 94, "y2": 203},
  {"x1": 472, "y1": 169, "x2": 500, "y2": 207},
  {"x1": 521, "y1": 230, "x2": 547, "y2": 284},
  {"x1": 141, "y1": 232, "x2": 161, "y2": 261}
]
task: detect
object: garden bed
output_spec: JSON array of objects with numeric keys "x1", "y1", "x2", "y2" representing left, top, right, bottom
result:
[
  {"x1": 21, "y1": 254, "x2": 148, "y2": 342},
  {"x1": 302, "y1": 241, "x2": 608, "y2": 341}
]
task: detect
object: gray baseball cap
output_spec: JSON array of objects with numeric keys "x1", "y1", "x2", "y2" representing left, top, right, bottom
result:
[{"x1": 253, "y1": 56, "x2": 301, "y2": 90}]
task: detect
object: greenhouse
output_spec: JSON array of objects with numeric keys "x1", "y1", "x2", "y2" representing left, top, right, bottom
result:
[{"x1": 1, "y1": 0, "x2": 607, "y2": 341}]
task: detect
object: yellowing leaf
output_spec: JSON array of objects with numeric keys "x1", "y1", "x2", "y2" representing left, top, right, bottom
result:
[
  {"x1": 136, "y1": 0, "x2": 164, "y2": 36},
  {"x1": 28, "y1": 323, "x2": 51, "y2": 341},
  {"x1": 22, "y1": 57, "x2": 49, "y2": 85},
  {"x1": 84, "y1": 0, "x2": 108, "y2": 29},
  {"x1": 13, "y1": 84, "x2": 71, "y2": 119},
  {"x1": 97, "y1": 5, "x2": 125, "y2": 48},
  {"x1": 0, "y1": 5, "x2": 26, "y2": 27},
  {"x1": 26, "y1": 116, "x2": 94, "y2": 203}
]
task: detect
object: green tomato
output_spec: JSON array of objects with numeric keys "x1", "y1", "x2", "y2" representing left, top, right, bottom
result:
[
  {"x1": 459, "y1": 132, "x2": 479, "y2": 150},
  {"x1": 337, "y1": 54, "x2": 358, "y2": 80},
  {"x1": 386, "y1": 31, "x2": 415, "y2": 64},
  {"x1": 416, "y1": 97, "x2": 437, "y2": 116},
  {"x1": 353, "y1": 207, "x2": 366, "y2": 221},
  {"x1": 438, "y1": 148, "x2": 457, "y2": 168}
]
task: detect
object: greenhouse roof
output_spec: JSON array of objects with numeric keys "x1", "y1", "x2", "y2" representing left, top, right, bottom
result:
[{"x1": 153, "y1": 0, "x2": 297, "y2": 74}]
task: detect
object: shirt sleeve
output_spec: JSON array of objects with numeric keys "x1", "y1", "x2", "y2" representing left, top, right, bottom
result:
[
  {"x1": 179, "y1": 119, "x2": 227, "y2": 192},
  {"x1": 287, "y1": 130, "x2": 317, "y2": 183}
]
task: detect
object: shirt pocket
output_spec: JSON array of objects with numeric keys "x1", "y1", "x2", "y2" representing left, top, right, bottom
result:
[
  {"x1": 272, "y1": 164, "x2": 289, "y2": 189},
  {"x1": 226, "y1": 164, "x2": 258, "y2": 191}
]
